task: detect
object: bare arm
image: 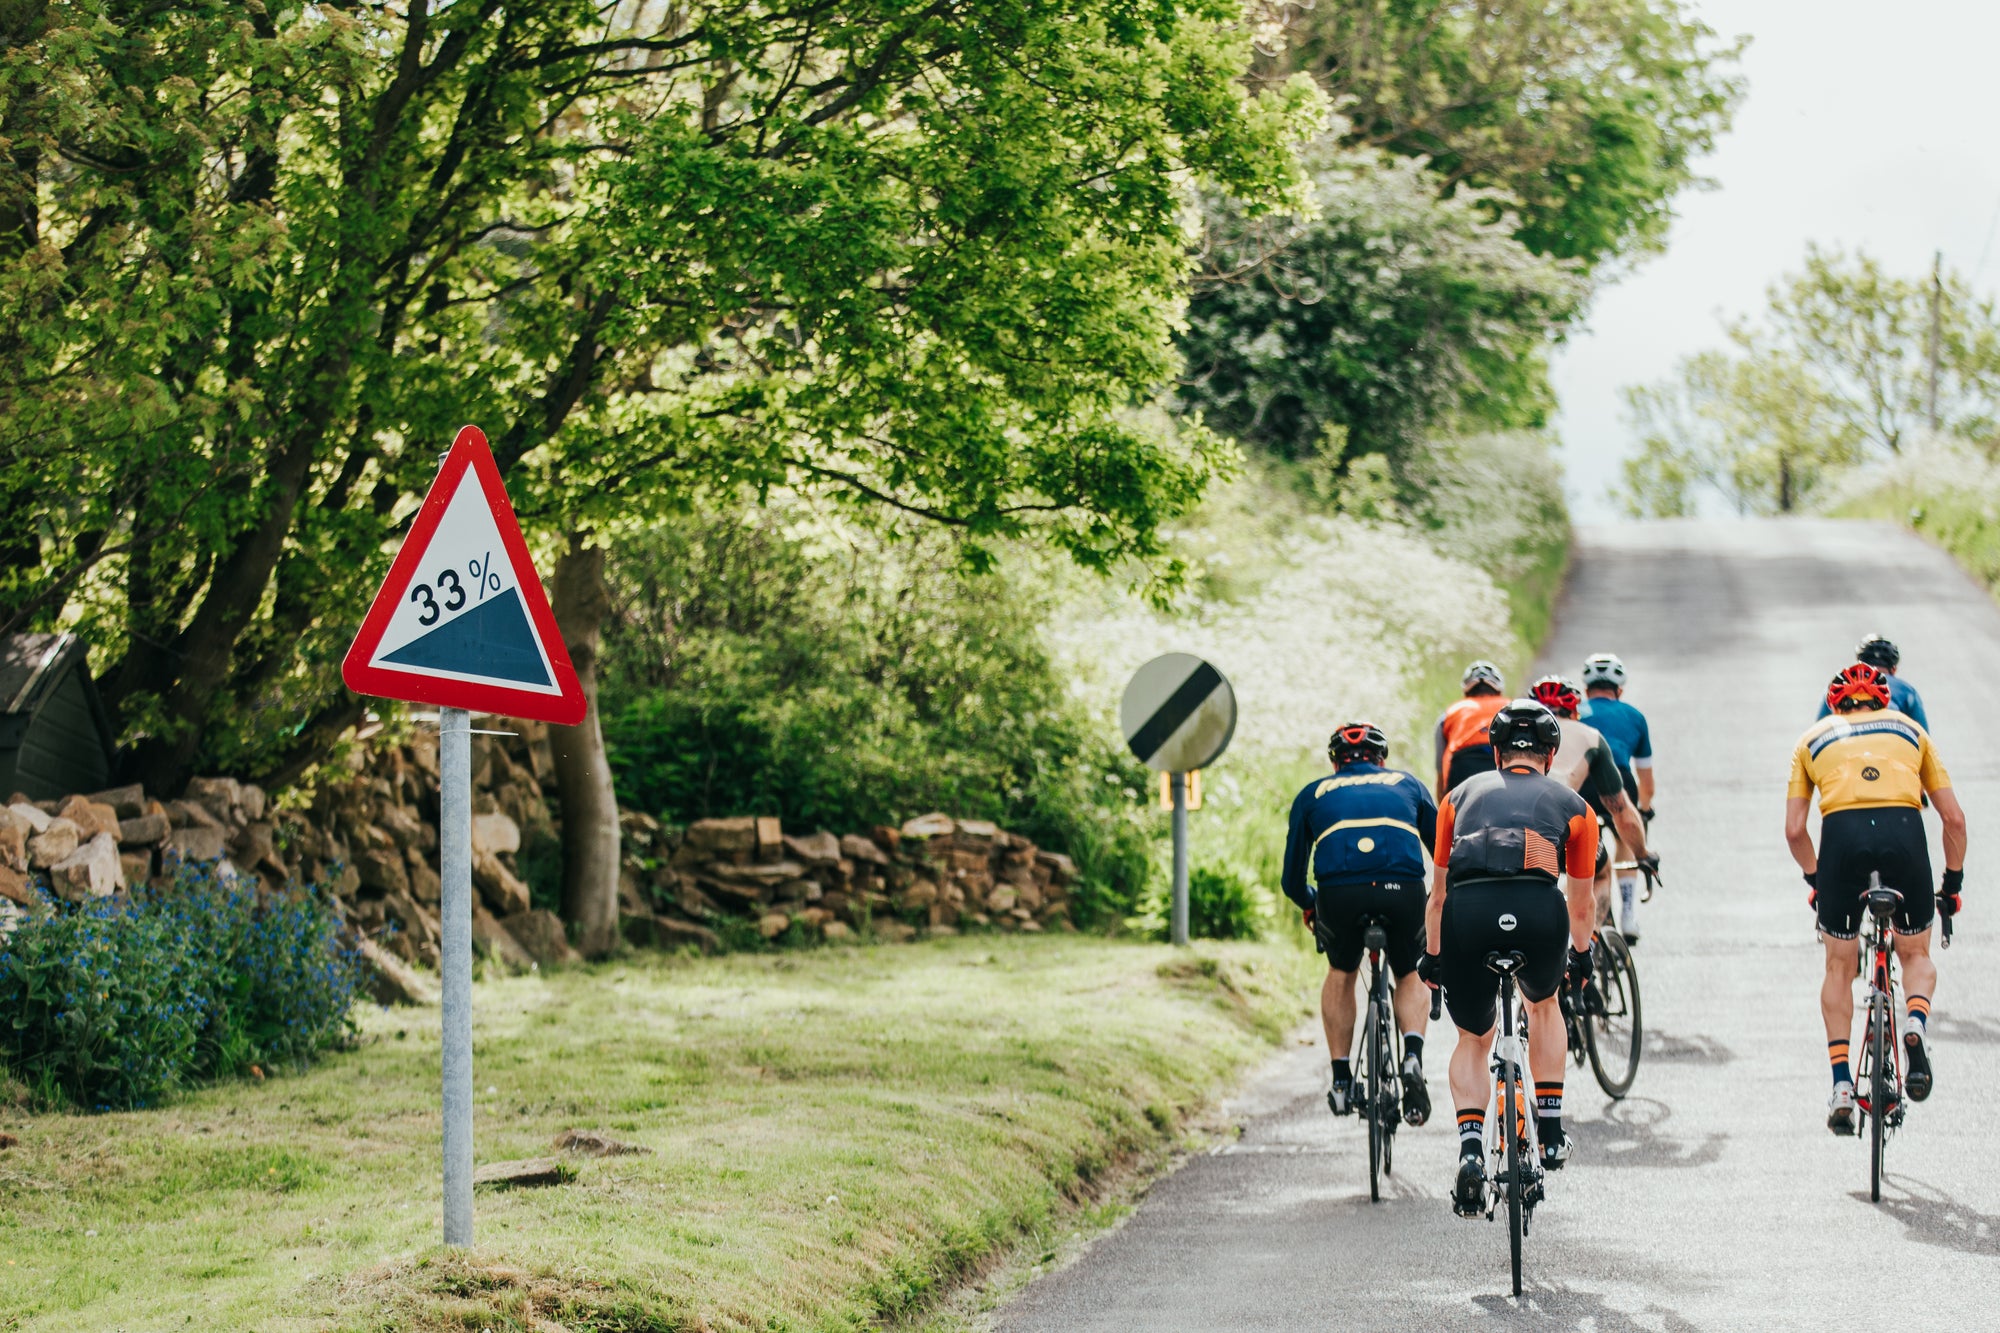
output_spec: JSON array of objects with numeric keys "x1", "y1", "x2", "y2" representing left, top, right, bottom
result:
[
  {"x1": 1637, "y1": 766, "x2": 1655, "y2": 807},
  {"x1": 1604, "y1": 789, "x2": 1650, "y2": 859},
  {"x1": 1931, "y1": 786, "x2": 1968, "y2": 871},
  {"x1": 1564, "y1": 873, "x2": 1595, "y2": 953},
  {"x1": 1426, "y1": 862, "x2": 1446, "y2": 955},
  {"x1": 1785, "y1": 795, "x2": 1816, "y2": 874}
]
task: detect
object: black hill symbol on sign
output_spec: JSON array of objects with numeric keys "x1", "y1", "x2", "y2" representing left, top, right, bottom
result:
[{"x1": 381, "y1": 586, "x2": 551, "y2": 687}]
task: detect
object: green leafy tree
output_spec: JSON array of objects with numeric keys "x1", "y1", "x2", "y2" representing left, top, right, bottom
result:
[
  {"x1": 0, "y1": 0, "x2": 1320, "y2": 948},
  {"x1": 1178, "y1": 142, "x2": 1584, "y2": 463},
  {"x1": 1277, "y1": 0, "x2": 1744, "y2": 267},
  {"x1": 1620, "y1": 248, "x2": 2000, "y2": 515}
]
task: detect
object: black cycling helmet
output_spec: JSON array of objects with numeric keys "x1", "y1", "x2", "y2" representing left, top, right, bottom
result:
[
  {"x1": 1856, "y1": 634, "x2": 1900, "y2": 672},
  {"x1": 1488, "y1": 698, "x2": 1562, "y2": 758},
  {"x1": 1329, "y1": 721, "x2": 1389, "y2": 768}
]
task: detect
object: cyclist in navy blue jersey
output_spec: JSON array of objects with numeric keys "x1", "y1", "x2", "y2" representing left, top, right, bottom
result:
[
  {"x1": 1578, "y1": 652, "x2": 1654, "y2": 941},
  {"x1": 1284, "y1": 722, "x2": 1439, "y2": 1126},
  {"x1": 1814, "y1": 634, "x2": 1929, "y2": 732}
]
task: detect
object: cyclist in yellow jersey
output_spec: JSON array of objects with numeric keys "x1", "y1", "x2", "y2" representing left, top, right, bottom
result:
[{"x1": 1786, "y1": 663, "x2": 1968, "y2": 1134}]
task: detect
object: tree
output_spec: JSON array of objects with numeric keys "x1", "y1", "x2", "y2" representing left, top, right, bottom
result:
[
  {"x1": 1274, "y1": 0, "x2": 1745, "y2": 267},
  {"x1": 0, "y1": 0, "x2": 1321, "y2": 951},
  {"x1": 1178, "y1": 140, "x2": 1584, "y2": 465},
  {"x1": 1619, "y1": 248, "x2": 2000, "y2": 516}
]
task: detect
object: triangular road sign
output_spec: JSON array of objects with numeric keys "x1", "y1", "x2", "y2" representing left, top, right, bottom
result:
[{"x1": 342, "y1": 425, "x2": 586, "y2": 725}]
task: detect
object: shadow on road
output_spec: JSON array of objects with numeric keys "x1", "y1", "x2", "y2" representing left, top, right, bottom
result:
[
  {"x1": 1853, "y1": 1174, "x2": 2000, "y2": 1258},
  {"x1": 1642, "y1": 1029, "x2": 1736, "y2": 1064},
  {"x1": 1570, "y1": 1097, "x2": 1725, "y2": 1170},
  {"x1": 1470, "y1": 1283, "x2": 1704, "y2": 1329},
  {"x1": 1927, "y1": 1012, "x2": 2000, "y2": 1048}
]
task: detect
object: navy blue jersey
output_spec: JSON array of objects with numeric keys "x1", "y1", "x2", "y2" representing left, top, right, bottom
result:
[
  {"x1": 1579, "y1": 695, "x2": 1653, "y2": 772},
  {"x1": 1815, "y1": 673, "x2": 1928, "y2": 733},
  {"x1": 1281, "y1": 762, "x2": 1438, "y2": 909}
]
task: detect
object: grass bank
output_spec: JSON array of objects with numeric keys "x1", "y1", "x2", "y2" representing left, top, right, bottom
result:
[
  {"x1": 1828, "y1": 444, "x2": 2000, "y2": 593},
  {"x1": 0, "y1": 935, "x2": 1317, "y2": 1332}
]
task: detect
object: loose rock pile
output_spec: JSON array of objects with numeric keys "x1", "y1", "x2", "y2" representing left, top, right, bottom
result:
[
  {"x1": 623, "y1": 809, "x2": 1077, "y2": 951},
  {"x1": 0, "y1": 719, "x2": 1080, "y2": 992}
]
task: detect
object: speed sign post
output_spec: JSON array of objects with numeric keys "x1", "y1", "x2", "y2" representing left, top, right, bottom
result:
[
  {"x1": 1120, "y1": 654, "x2": 1236, "y2": 946},
  {"x1": 342, "y1": 425, "x2": 585, "y2": 1247}
]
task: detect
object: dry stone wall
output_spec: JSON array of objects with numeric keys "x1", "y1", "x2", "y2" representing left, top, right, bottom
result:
[{"x1": 0, "y1": 719, "x2": 1077, "y2": 995}]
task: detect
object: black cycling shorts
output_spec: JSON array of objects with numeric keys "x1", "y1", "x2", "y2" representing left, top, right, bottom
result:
[
  {"x1": 1314, "y1": 879, "x2": 1425, "y2": 975},
  {"x1": 1817, "y1": 806, "x2": 1935, "y2": 939},
  {"x1": 1438, "y1": 879, "x2": 1569, "y2": 1034},
  {"x1": 1445, "y1": 745, "x2": 1496, "y2": 792}
]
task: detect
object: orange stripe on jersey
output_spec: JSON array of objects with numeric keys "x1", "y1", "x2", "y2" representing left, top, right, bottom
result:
[{"x1": 1524, "y1": 829, "x2": 1560, "y2": 875}]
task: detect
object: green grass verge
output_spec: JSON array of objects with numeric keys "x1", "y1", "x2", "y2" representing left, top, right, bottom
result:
[
  {"x1": 1833, "y1": 483, "x2": 2000, "y2": 592},
  {"x1": 0, "y1": 935, "x2": 1318, "y2": 1332}
]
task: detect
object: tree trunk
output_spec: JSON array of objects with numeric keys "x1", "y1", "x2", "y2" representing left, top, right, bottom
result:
[
  {"x1": 1777, "y1": 451, "x2": 1794, "y2": 513},
  {"x1": 550, "y1": 538, "x2": 621, "y2": 958}
]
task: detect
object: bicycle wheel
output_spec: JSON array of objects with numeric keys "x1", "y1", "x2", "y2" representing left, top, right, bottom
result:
[
  {"x1": 1869, "y1": 995, "x2": 1890, "y2": 1203},
  {"x1": 1584, "y1": 928, "x2": 1643, "y2": 1098},
  {"x1": 1503, "y1": 1066, "x2": 1524, "y2": 1297},
  {"x1": 1376, "y1": 986, "x2": 1398, "y2": 1178},
  {"x1": 1364, "y1": 999, "x2": 1383, "y2": 1202}
]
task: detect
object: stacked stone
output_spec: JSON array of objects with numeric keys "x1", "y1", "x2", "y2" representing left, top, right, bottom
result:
[{"x1": 619, "y1": 810, "x2": 1076, "y2": 949}]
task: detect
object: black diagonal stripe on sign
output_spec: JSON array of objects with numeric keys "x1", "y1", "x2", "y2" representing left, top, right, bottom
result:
[{"x1": 1129, "y1": 661, "x2": 1224, "y2": 765}]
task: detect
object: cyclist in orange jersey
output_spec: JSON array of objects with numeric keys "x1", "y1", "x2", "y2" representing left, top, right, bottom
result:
[{"x1": 1435, "y1": 660, "x2": 1508, "y2": 799}]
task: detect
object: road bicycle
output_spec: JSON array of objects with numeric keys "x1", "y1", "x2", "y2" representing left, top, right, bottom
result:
[
  {"x1": 1561, "y1": 860, "x2": 1655, "y2": 1099},
  {"x1": 1357, "y1": 916, "x2": 1405, "y2": 1202},
  {"x1": 1482, "y1": 950, "x2": 1542, "y2": 1298},
  {"x1": 1852, "y1": 871, "x2": 1951, "y2": 1201}
]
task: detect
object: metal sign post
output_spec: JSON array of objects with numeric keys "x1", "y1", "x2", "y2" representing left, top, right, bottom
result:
[
  {"x1": 1169, "y1": 771, "x2": 1190, "y2": 946},
  {"x1": 438, "y1": 705, "x2": 474, "y2": 1245},
  {"x1": 342, "y1": 425, "x2": 586, "y2": 1248},
  {"x1": 1119, "y1": 654, "x2": 1236, "y2": 946}
]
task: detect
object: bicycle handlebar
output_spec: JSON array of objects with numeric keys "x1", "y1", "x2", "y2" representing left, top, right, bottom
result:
[
  {"x1": 1942, "y1": 911, "x2": 1955, "y2": 949},
  {"x1": 1429, "y1": 987, "x2": 1443, "y2": 1021}
]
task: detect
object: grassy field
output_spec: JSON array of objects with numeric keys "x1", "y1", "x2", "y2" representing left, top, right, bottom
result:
[{"x1": 0, "y1": 935, "x2": 1318, "y2": 1332}]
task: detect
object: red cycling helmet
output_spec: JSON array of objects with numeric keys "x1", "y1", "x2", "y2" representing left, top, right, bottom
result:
[
  {"x1": 1827, "y1": 662, "x2": 1890, "y2": 713},
  {"x1": 1329, "y1": 721, "x2": 1390, "y2": 767},
  {"x1": 1528, "y1": 675, "x2": 1582, "y2": 719}
]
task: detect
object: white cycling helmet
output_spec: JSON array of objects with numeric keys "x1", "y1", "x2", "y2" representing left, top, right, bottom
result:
[
  {"x1": 1462, "y1": 660, "x2": 1505, "y2": 693},
  {"x1": 1580, "y1": 652, "x2": 1627, "y2": 689}
]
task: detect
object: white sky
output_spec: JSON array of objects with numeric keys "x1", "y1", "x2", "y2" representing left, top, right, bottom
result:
[{"x1": 1551, "y1": 0, "x2": 2000, "y2": 521}]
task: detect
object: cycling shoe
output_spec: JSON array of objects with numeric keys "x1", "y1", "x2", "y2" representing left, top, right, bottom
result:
[
  {"x1": 1540, "y1": 1131, "x2": 1572, "y2": 1172},
  {"x1": 1827, "y1": 1081, "x2": 1856, "y2": 1136},
  {"x1": 1400, "y1": 1056, "x2": 1431, "y2": 1126},
  {"x1": 1905, "y1": 1029, "x2": 1934, "y2": 1102},
  {"x1": 1327, "y1": 1076, "x2": 1354, "y2": 1117},
  {"x1": 1452, "y1": 1155, "x2": 1487, "y2": 1219}
]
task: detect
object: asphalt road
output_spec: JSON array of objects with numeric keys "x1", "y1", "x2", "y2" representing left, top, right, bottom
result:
[{"x1": 1000, "y1": 519, "x2": 2000, "y2": 1330}]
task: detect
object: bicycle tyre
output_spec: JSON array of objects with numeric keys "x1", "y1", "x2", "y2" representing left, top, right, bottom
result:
[
  {"x1": 1584, "y1": 928, "x2": 1643, "y2": 1098},
  {"x1": 1377, "y1": 980, "x2": 1398, "y2": 1177},
  {"x1": 1504, "y1": 1065, "x2": 1524, "y2": 1297},
  {"x1": 1870, "y1": 995, "x2": 1889, "y2": 1203},
  {"x1": 1365, "y1": 999, "x2": 1383, "y2": 1202}
]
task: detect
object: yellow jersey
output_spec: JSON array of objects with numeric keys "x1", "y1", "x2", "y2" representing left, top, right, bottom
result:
[{"x1": 1787, "y1": 708, "x2": 1950, "y2": 815}]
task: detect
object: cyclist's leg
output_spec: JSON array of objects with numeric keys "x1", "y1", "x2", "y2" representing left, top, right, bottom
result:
[
  {"x1": 1615, "y1": 765, "x2": 1643, "y2": 937},
  {"x1": 1886, "y1": 814, "x2": 1939, "y2": 1097},
  {"x1": 1313, "y1": 890, "x2": 1367, "y2": 1112},
  {"x1": 1438, "y1": 883, "x2": 1503, "y2": 1211},
  {"x1": 1513, "y1": 887, "x2": 1572, "y2": 1165},
  {"x1": 1320, "y1": 969, "x2": 1359, "y2": 1061},
  {"x1": 1379, "y1": 884, "x2": 1433, "y2": 1122}
]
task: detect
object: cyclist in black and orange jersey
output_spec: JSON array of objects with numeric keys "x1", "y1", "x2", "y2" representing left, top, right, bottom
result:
[
  {"x1": 1528, "y1": 676, "x2": 1658, "y2": 926},
  {"x1": 1786, "y1": 662, "x2": 1968, "y2": 1134},
  {"x1": 1416, "y1": 699, "x2": 1599, "y2": 1214},
  {"x1": 1434, "y1": 661, "x2": 1508, "y2": 799}
]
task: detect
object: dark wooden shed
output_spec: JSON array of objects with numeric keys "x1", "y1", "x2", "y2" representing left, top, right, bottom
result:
[{"x1": 0, "y1": 633, "x2": 117, "y2": 800}]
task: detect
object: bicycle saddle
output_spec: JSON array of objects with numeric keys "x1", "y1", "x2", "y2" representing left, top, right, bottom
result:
[
  {"x1": 1865, "y1": 886, "x2": 1903, "y2": 919},
  {"x1": 1484, "y1": 950, "x2": 1526, "y2": 975},
  {"x1": 1361, "y1": 917, "x2": 1390, "y2": 951}
]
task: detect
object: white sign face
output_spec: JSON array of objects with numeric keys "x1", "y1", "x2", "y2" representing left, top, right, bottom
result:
[
  {"x1": 363, "y1": 467, "x2": 564, "y2": 696},
  {"x1": 1120, "y1": 653, "x2": 1237, "y2": 772}
]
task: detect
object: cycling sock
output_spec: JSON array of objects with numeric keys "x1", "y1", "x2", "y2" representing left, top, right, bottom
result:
[
  {"x1": 1828, "y1": 1038, "x2": 1851, "y2": 1087},
  {"x1": 1403, "y1": 1034, "x2": 1424, "y2": 1064},
  {"x1": 1906, "y1": 995, "x2": 1930, "y2": 1035},
  {"x1": 1457, "y1": 1109, "x2": 1485, "y2": 1158},
  {"x1": 1331, "y1": 1058, "x2": 1351, "y2": 1083},
  {"x1": 1535, "y1": 1081, "x2": 1563, "y2": 1140}
]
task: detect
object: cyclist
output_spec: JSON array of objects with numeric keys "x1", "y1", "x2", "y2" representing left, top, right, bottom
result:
[
  {"x1": 1530, "y1": 676, "x2": 1658, "y2": 930},
  {"x1": 1813, "y1": 634, "x2": 1929, "y2": 731},
  {"x1": 1435, "y1": 661, "x2": 1508, "y2": 799},
  {"x1": 1577, "y1": 652, "x2": 1655, "y2": 942},
  {"x1": 1283, "y1": 722, "x2": 1439, "y2": 1127},
  {"x1": 1785, "y1": 663, "x2": 1967, "y2": 1133},
  {"x1": 1416, "y1": 699, "x2": 1599, "y2": 1215}
]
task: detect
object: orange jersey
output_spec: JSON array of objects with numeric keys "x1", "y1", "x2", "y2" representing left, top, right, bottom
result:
[{"x1": 1435, "y1": 694, "x2": 1508, "y2": 780}]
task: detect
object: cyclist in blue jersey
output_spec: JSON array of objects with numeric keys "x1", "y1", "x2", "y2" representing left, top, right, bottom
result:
[
  {"x1": 1578, "y1": 652, "x2": 1654, "y2": 942},
  {"x1": 1814, "y1": 634, "x2": 1928, "y2": 732},
  {"x1": 1284, "y1": 722, "x2": 1439, "y2": 1126}
]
